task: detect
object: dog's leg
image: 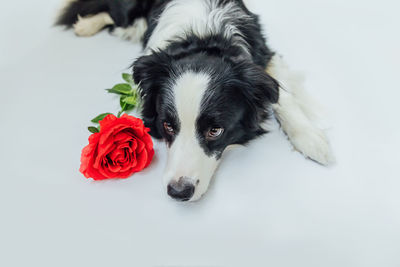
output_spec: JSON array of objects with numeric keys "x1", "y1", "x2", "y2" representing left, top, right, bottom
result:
[
  {"x1": 73, "y1": 12, "x2": 114, "y2": 37},
  {"x1": 267, "y1": 55, "x2": 335, "y2": 165},
  {"x1": 111, "y1": 18, "x2": 148, "y2": 43}
]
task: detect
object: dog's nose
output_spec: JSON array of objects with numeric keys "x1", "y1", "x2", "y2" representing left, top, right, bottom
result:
[{"x1": 167, "y1": 177, "x2": 195, "y2": 201}]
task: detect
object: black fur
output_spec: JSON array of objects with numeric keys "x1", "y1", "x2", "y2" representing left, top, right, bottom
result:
[
  {"x1": 58, "y1": 0, "x2": 279, "y2": 157},
  {"x1": 142, "y1": 0, "x2": 273, "y2": 67},
  {"x1": 56, "y1": 0, "x2": 157, "y2": 28},
  {"x1": 133, "y1": 34, "x2": 279, "y2": 157}
]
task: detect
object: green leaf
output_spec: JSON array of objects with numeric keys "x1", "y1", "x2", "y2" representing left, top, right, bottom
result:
[
  {"x1": 88, "y1": 126, "x2": 100, "y2": 134},
  {"x1": 122, "y1": 73, "x2": 134, "y2": 84},
  {"x1": 124, "y1": 104, "x2": 135, "y2": 113},
  {"x1": 91, "y1": 113, "x2": 113, "y2": 123},
  {"x1": 120, "y1": 96, "x2": 125, "y2": 109},
  {"x1": 106, "y1": 83, "x2": 132, "y2": 95},
  {"x1": 120, "y1": 96, "x2": 135, "y2": 112},
  {"x1": 123, "y1": 96, "x2": 138, "y2": 106}
]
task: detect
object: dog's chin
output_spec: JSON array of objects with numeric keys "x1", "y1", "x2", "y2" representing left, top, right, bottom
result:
[{"x1": 188, "y1": 182, "x2": 210, "y2": 202}]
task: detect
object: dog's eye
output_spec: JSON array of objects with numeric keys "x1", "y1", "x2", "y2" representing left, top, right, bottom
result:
[
  {"x1": 206, "y1": 127, "x2": 224, "y2": 140},
  {"x1": 163, "y1": 122, "x2": 175, "y2": 135}
]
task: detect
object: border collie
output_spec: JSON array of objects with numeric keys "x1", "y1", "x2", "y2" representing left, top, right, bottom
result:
[{"x1": 57, "y1": 0, "x2": 334, "y2": 201}]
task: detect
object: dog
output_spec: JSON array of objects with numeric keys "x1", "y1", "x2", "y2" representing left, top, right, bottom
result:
[{"x1": 57, "y1": 0, "x2": 334, "y2": 201}]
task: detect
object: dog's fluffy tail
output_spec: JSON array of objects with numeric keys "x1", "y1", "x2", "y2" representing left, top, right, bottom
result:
[{"x1": 56, "y1": 0, "x2": 109, "y2": 27}]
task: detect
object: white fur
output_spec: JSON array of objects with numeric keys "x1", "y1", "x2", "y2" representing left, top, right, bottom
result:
[
  {"x1": 145, "y1": 0, "x2": 250, "y2": 55},
  {"x1": 73, "y1": 13, "x2": 114, "y2": 37},
  {"x1": 112, "y1": 18, "x2": 148, "y2": 43},
  {"x1": 163, "y1": 71, "x2": 220, "y2": 201},
  {"x1": 268, "y1": 55, "x2": 335, "y2": 165}
]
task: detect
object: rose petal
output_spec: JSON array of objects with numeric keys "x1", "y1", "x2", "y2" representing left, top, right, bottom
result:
[{"x1": 80, "y1": 114, "x2": 155, "y2": 180}]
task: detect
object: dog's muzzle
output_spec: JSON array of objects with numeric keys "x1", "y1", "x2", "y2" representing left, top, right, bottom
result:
[{"x1": 167, "y1": 176, "x2": 195, "y2": 201}]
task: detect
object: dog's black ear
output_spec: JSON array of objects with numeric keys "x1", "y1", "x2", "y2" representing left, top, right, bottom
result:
[
  {"x1": 233, "y1": 61, "x2": 280, "y2": 136},
  {"x1": 132, "y1": 52, "x2": 171, "y2": 139},
  {"x1": 235, "y1": 61, "x2": 280, "y2": 104}
]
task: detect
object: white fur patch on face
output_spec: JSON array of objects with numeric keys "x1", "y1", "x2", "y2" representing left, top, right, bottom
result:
[
  {"x1": 163, "y1": 71, "x2": 220, "y2": 201},
  {"x1": 145, "y1": 0, "x2": 250, "y2": 55}
]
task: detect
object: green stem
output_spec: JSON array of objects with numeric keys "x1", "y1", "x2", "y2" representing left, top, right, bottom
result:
[{"x1": 118, "y1": 102, "x2": 128, "y2": 118}]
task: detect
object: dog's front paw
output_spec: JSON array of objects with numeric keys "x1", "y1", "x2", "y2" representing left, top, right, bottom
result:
[
  {"x1": 73, "y1": 15, "x2": 101, "y2": 37},
  {"x1": 288, "y1": 127, "x2": 335, "y2": 166}
]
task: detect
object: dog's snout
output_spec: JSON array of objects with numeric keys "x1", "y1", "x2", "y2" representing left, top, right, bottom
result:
[{"x1": 167, "y1": 177, "x2": 195, "y2": 201}]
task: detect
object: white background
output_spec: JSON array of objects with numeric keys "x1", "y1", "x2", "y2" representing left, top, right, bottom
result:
[{"x1": 1, "y1": 0, "x2": 399, "y2": 266}]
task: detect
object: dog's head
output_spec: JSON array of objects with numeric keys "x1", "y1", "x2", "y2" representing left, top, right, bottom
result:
[{"x1": 133, "y1": 50, "x2": 279, "y2": 201}]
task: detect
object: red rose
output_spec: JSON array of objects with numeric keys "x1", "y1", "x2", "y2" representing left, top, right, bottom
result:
[{"x1": 80, "y1": 114, "x2": 154, "y2": 180}]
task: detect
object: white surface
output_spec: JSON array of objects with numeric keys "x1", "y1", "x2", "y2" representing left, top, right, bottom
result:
[{"x1": 1, "y1": 1, "x2": 399, "y2": 266}]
